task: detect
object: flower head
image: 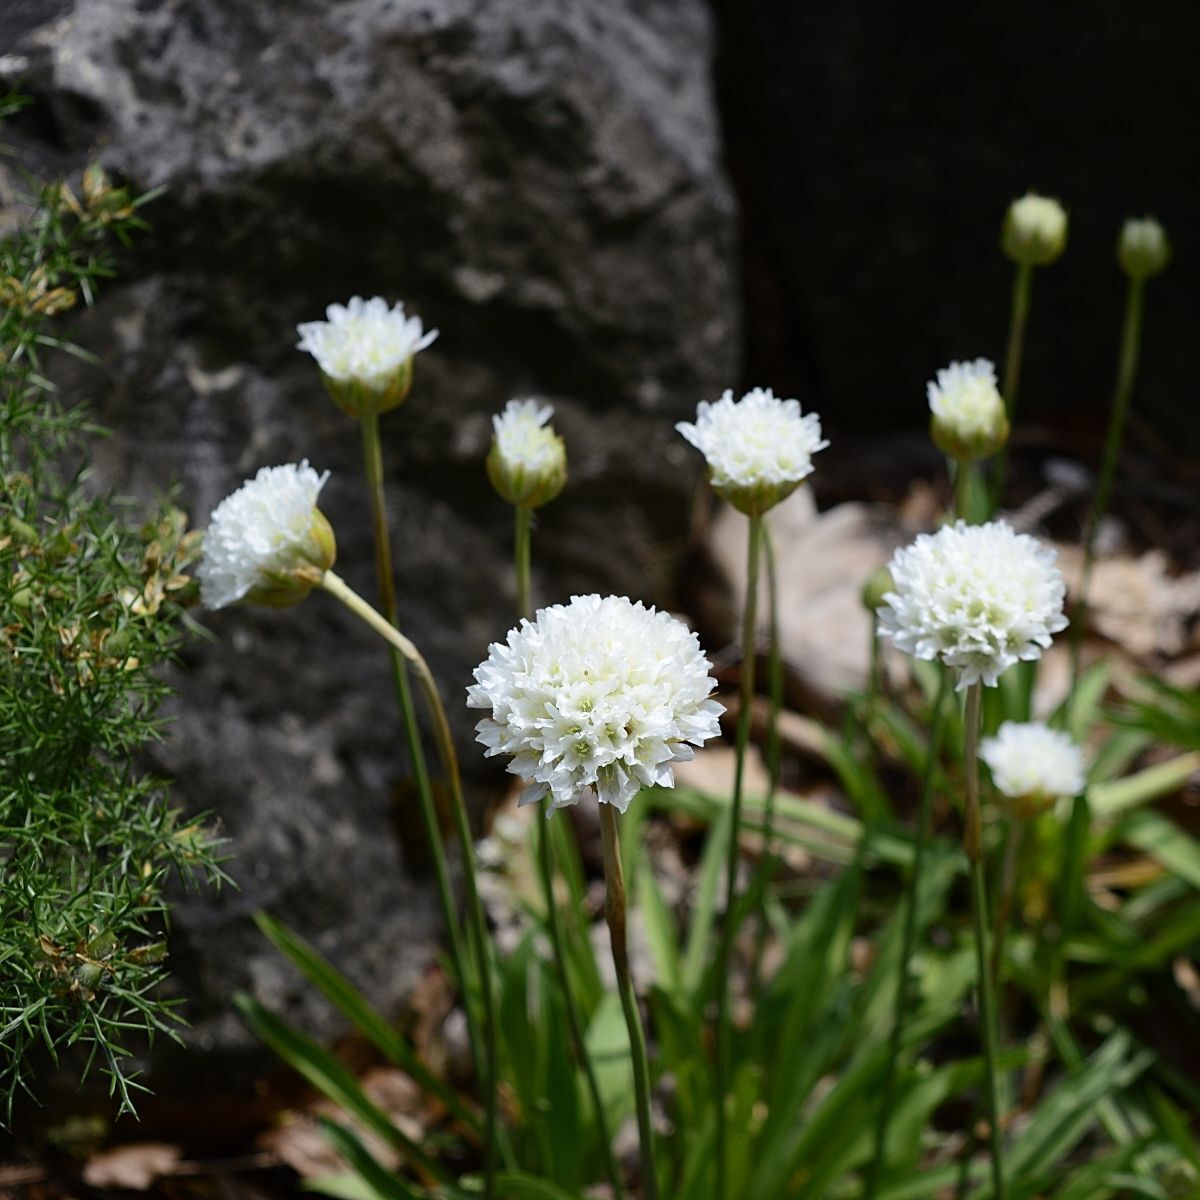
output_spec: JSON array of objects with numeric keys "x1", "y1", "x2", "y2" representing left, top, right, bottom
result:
[
  {"x1": 877, "y1": 520, "x2": 1067, "y2": 689},
  {"x1": 486, "y1": 399, "x2": 567, "y2": 509},
  {"x1": 927, "y1": 358, "x2": 1009, "y2": 461},
  {"x1": 676, "y1": 387, "x2": 828, "y2": 517},
  {"x1": 468, "y1": 594, "x2": 723, "y2": 814},
  {"x1": 981, "y1": 721, "x2": 1086, "y2": 814},
  {"x1": 1002, "y1": 193, "x2": 1068, "y2": 266},
  {"x1": 197, "y1": 462, "x2": 335, "y2": 610},
  {"x1": 1118, "y1": 217, "x2": 1171, "y2": 280},
  {"x1": 296, "y1": 296, "x2": 438, "y2": 417}
]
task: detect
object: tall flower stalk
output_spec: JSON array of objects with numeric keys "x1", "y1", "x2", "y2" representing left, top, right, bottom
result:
[
  {"x1": 962, "y1": 682, "x2": 1005, "y2": 1200},
  {"x1": 320, "y1": 569, "x2": 499, "y2": 1200},
  {"x1": 468, "y1": 594, "x2": 722, "y2": 1200},
  {"x1": 1072, "y1": 218, "x2": 1170, "y2": 687},
  {"x1": 676, "y1": 386, "x2": 827, "y2": 1196},
  {"x1": 488, "y1": 402, "x2": 622, "y2": 1196},
  {"x1": 599, "y1": 803, "x2": 659, "y2": 1200},
  {"x1": 296, "y1": 299, "x2": 498, "y2": 1191},
  {"x1": 991, "y1": 193, "x2": 1068, "y2": 506},
  {"x1": 875, "y1": 518, "x2": 1068, "y2": 1199}
]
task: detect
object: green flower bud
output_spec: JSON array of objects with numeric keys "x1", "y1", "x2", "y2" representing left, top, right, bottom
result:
[
  {"x1": 1118, "y1": 217, "x2": 1171, "y2": 280},
  {"x1": 487, "y1": 399, "x2": 568, "y2": 510},
  {"x1": 1002, "y1": 193, "x2": 1068, "y2": 267},
  {"x1": 861, "y1": 565, "x2": 895, "y2": 613}
]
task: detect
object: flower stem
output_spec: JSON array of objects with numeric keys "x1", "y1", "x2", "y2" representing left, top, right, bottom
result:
[
  {"x1": 990, "y1": 817, "x2": 1025, "y2": 1115},
  {"x1": 991, "y1": 260, "x2": 1034, "y2": 509},
  {"x1": 963, "y1": 682, "x2": 1005, "y2": 1200},
  {"x1": 953, "y1": 459, "x2": 973, "y2": 524},
  {"x1": 513, "y1": 503, "x2": 622, "y2": 1197},
  {"x1": 514, "y1": 505, "x2": 533, "y2": 620},
  {"x1": 319, "y1": 569, "x2": 499, "y2": 1200},
  {"x1": 599, "y1": 803, "x2": 659, "y2": 1200},
  {"x1": 715, "y1": 513, "x2": 763, "y2": 1198},
  {"x1": 864, "y1": 669, "x2": 950, "y2": 1199},
  {"x1": 1071, "y1": 275, "x2": 1145, "y2": 689},
  {"x1": 358, "y1": 409, "x2": 476, "y2": 1058}
]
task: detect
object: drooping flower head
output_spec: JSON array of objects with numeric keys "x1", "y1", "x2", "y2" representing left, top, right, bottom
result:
[
  {"x1": 1002, "y1": 192, "x2": 1068, "y2": 266},
  {"x1": 676, "y1": 387, "x2": 828, "y2": 517},
  {"x1": 877, "y1": 520, "x2": 1067, "y2": 689},
  {"x1": 1117, "y1": 217, "x2": 1171, "y2": 280},
  {"x1": 197, "y1": 462, "x2": 335, "y2": 610},
  {"x1": 980, "y1": 721, "x2": 1086, "y2": 815},
  {"x1": 468, "y1": 594, "x2": 723, "y2": 814},
  {"x1": 296, "y1": 296, "x2": 438, "y2": 417},
  {"x1": 486, "y1": 399, "x2": 567, "y2": 509},
  {"x1": 927, "y1": 358, "x2": 1009, "y2": 462}
]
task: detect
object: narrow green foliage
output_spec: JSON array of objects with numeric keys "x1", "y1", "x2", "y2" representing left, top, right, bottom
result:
[{"x1": 0, "y1": 96, "x2": 223, "y2": 1116}]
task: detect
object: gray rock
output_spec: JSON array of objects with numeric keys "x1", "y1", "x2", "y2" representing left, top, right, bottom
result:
[{"x1": 2, "y1": 0, "x2": 738, "y2": 1091}]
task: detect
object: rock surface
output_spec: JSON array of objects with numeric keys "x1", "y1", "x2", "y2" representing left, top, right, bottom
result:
[{"x1": 0, "y1": 0, "x2": 738, "y2": 1090}]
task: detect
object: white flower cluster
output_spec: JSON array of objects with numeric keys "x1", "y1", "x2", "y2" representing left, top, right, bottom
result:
[
  {"x1": 980, "y1": 721, "x2": 1086, "y2": 804},
  {"x1": 468, "y1": 594, "x2": 723, "y2": 814},
  {"x1": 487, "y1": 399, "x2": 567, "y2": 508},
  {"x1": 927, "y1": 358, "x2": 1008, "y2": 460},
  {"x1": 676, "y1": 387, "x2": 828, "y2": 516},
  {"x1": 877, "y1": 520, "x2": 1067, "y2": 689},
  {"x1": 296, "y1": 296, "x2": 437, "y2": 414},
  {"x1": 198, "y1": 462, "x2": 334, "y2": 610}
]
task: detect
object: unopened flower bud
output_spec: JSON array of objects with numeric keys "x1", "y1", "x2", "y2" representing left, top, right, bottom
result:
[
  {"x1": 197, "y1": 462, "x2": 337, "y2": 610},
  {"x1": 861, "y1": 565, "x2": 895, "y2": 614},
  {"x1": 927, "y1": 358, "x2": 1009, "y2": 462},
  {"x1": 1002, "y1": 193, "x2": 1068, "y2": 267},
  {"x1": 486, "y1": 399, "x2": 567, "y2": 509},
  {"x1": 1117, "y1": 217, "x2": 1171, "y2": 280},
  {"x1": 296, "y1": 296, "x2": 437, "y2": 418}
]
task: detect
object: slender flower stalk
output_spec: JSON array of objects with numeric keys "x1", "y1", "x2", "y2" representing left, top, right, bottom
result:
[
  {"x1": 319, "y1": 570, "x2": 499, "y2": 1200},
  {"x1": 715, "y1": 514, "x2": 763, "y2": 1194},
  {"x1": 1072, "y1": 217, "x2": 1168, "y2": 685},
  {"x1": 864, "y1": 671, "x2": 950, "y2": 1199},
  {"x1": 359, "y1": 409, "x2": 478, "y2": 1072},
  {"x1": 990, "y1": 263, "x2": 1033, "y2": 507},
  {"x1": 599, "y1": 803, "x2": 659, "y2": 1200},
  {"x1": 962, "y1": 683, "x2": 1005, "y2": 1200},
  {"x1": 992, "y1": 192, "x2": 1068, "y2": 506},
  {"x1": 507, "y1": 490, "x2": 622, "y2": 1198}
]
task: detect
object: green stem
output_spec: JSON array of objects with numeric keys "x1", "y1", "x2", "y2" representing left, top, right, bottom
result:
[
  {"x1": 864, "y1": 670, "x2": 950, "y2": 1199},
  {"x1": 751, "y1": 525, "x2": 785, "y2": 990},
  {"x1": 514, "y1": 505, "x2": 533, "y2": 620},
  {"x1": 320, "y1": 569, "x2": 499, "y2": 1200},
  {"x1": 963, "y1": 682, "x2": 1005, "y2": 1200},
  {"x1": 536, "y1": 814, "x2": 624, "y2": 1197},
  {"x1": 953, "y1": 459, "x2": 973, "y2": 524},
  {"x1": 599, "y1": 804, "x2": 658, "y2": 1200},
  {"x1": 358, "y1": 411, "x2": 475, "y2": 1052},
  {"x1": 1071, "y1": 275, "x2": 1145, "y2": 687},
  {"x1": 991, "y1": 261, "x2": 1034, "y2": 509},
  {"x1": 514, "y1": 503, "x2": 622, "y2": 1198},
  {"x1": 715, "y1": 513, "x2": 763, "y2": 1198},
  {"x1": 991, "y1": 818, "x2": 1024, "y2": 1116}
]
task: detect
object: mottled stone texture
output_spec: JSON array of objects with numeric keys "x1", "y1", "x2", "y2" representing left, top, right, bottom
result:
[{"x1": 1, "y1": 0, "x2": 737, "y2": 1086}]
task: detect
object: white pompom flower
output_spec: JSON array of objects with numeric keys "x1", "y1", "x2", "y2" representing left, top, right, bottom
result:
[
  {"x1": 928, "y1": 358, "x2": 1009, "y2": 461},
  {"x1": 197, "y1": 462, "x2": 336, "y2": 610},
  {"x1": 877, "y1": 520, "x2": 1067, "y2": 689},
  {"x1": 981, "y1": 721, "x2": 1086, "y2": 813},
  {"x1": 296, "y1": 295, "x2": 438, "y2": 417},
  {"x1": 486, "y1": 398, "x2": 567, "y2": 509},
  {"x1": 468, "y1": 594, "x2": 724, "y2": 814},
  {"x1": 676, "y1": 386, "x2": 828, "y2": 517}
]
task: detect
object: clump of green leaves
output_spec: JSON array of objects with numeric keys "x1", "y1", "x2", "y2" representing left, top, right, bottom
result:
[{"x1": 0, "y1": 93, "x2": 224, "y2": 1117}]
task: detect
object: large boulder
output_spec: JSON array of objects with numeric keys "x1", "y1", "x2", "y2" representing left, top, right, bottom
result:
[{"x1": 0, "y1": 0, "x2": 738, "y2": 1090}]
